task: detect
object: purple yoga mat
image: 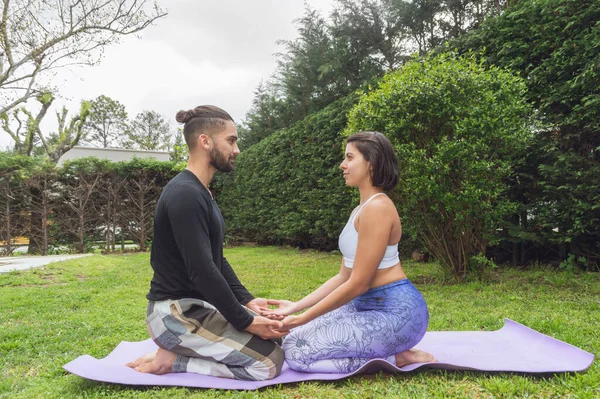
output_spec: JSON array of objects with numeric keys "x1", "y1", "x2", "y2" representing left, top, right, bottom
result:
[{"x1": 63, "y1": 319, "x2": 594, "y2": 390}]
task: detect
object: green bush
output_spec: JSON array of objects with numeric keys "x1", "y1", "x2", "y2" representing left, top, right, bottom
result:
[
  {"x1": 0, "y1": 154, "x2": 180, "y2": 254},
  {"x1": 0, "y1": 153, "x2": 39, "y2": 255},
  {"x1": 346, "y1": 53, "x2": 532, "y2": 278},
  {"x1": 215, "y1": 95, "x2": 360, "y2": 249},
  {"x1": 447, "y1": 0, "x2": 600, "y2": 268},
  {"x1": 449, "y1": 0, "x2": 600, "y2": 151}
]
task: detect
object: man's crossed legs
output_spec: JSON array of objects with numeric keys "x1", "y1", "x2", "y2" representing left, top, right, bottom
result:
[{"x1": 127, "y1": 298, "x2": 284, "y2": 381}]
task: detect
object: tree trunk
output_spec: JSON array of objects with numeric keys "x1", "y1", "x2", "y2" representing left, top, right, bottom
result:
[
  {"x1": 139, "y1": 190, "x2": 146, "y2": 251},
  {"x1": 41, "y1": 190, "x2": 48, "y2": 256},
  {"x1": 111, "y1": 191, "x2": 119, "y2": 251},
  {"x1": 520, "y1": 209, "x2": 528, "y2": 265},
  {"x1": 3, "y1": 180, "x2": 12, "y2": 255},
  {"x1": 559, "y1": 225, "x2": 567, "y2": 261},
  {"x1": 105, "y1": 197, "x2": 111, "y2": 252},
  {"x1": 79, "y1": 204, "x2": 85, "y2": 253},
  {"x1": 27, "y1": 186, "x2": 43, "y2": 255}
]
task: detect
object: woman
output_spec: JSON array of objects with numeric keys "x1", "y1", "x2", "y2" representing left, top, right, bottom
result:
[{"x1": 262, "y1": 131, "x2": 436, "y2": 373}]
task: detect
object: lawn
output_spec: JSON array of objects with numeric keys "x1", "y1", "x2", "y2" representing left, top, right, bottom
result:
[{"x1": 0, "y1": 246, "x2": 598, "y2": 398}]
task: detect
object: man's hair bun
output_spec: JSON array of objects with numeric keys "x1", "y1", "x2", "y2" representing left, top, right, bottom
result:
[{"x1": 176, "y1": 110, "x2": 195, "y2": 124}]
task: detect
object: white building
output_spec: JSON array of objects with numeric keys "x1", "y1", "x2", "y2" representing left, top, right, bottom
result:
[{"x1": 56, "y1": 146, "x2": 170, "y2": 167}]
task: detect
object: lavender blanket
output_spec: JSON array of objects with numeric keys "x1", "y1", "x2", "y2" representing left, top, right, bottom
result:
[{"x1": 63, "y1": 319, "x2": 594, "y2": 390}]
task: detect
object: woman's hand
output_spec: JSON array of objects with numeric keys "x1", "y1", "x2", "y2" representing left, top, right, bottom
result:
[
  {"x1": 261, "y1": 300, "x2": 297, "y2": 320},
  {"x1": 277, "y1": 315, "x2": 303, "y2": 332}
]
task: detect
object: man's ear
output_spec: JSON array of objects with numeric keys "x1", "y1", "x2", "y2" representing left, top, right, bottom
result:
[{"x1": 198, "y1": 133, "x2": 211, "y2": 150}]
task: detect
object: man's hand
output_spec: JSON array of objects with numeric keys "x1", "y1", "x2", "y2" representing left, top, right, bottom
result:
[
  {"x1": 245, "y1": 316, "x2": 289, "y2": 340},
  {"x1": 261, "y1": 299, "x2": 297, "y2": 320},
  {"x1": 245, "y1": 298, "x2": 270, "y2": 315}
]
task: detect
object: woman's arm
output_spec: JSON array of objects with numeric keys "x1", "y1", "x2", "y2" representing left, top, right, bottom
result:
[
  {"x1": 280, "y1": 200, "x2": 394, "y2": 330},
  {"x1": 292, "y1": 263, "x2": 352, "y2": 312},
  {"x1": 263, "y1": 261, "x2": 351, "y2": 317}
]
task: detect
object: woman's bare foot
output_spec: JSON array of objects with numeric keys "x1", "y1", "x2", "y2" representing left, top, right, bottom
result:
[
  {"x1": 129, "y1": 348, "x2": 177, "y2": 375},
  {"x1": 126, "y1": 349, "x2": 157, "y2": 369},
  {"x1": 395, "y1": 349, "x2": 437, "y2": 367}
]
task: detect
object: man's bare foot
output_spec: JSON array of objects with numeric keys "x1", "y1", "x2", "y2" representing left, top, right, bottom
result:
[
  {"x1": 126, "y1": 349, "x2": 157, "y2": 368},
  {"x1": 395, "y1": 349, "x2": 437, "y2": 367},
  {"x1": 132, "y1": 348, "x2": 177, "y2": 375}
]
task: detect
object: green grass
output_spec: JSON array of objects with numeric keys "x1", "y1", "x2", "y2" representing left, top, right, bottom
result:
[{"x1": 0, "y1": 246, "x2": 598, "y2": 398}]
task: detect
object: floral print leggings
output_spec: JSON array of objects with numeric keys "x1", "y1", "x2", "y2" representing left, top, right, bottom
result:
[{"x1": 282, "y1": 279, "x2": 429, "y2": 373}]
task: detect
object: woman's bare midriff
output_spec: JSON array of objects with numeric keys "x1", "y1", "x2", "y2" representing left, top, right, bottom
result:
[{"x1": 370, "y1": 263, "x2": 407, "y2": 289}]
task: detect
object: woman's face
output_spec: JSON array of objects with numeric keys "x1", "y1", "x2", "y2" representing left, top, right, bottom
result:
[{"x1": 340, "y1": 143, "x2": 371, "y2": 187}]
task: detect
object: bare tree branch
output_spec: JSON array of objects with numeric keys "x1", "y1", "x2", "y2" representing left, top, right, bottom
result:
[
  {"x1": 0, "y1": 57, "x2": 43, "y2": 115},
  {"x1": 0, "y1": 0, "x2": 167, "y2": 115}
]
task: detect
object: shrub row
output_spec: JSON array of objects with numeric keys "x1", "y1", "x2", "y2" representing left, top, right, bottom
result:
[{"x1": 0, "y1": 154, "x2": 180, "y2": 255}]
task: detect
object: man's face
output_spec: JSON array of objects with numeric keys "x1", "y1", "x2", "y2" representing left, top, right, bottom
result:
[{"x1": 209, "y1": 120, "x2": 240, "y2": 173}]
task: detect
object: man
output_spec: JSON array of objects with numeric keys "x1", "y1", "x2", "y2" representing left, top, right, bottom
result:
[{"x1": 126, "y1": 105, "x2": 286, "y2": 381}]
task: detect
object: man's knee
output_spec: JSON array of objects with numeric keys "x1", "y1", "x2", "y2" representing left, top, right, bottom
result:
[
  {"x1": 269, "y1": 343, "x2": 285, "y2": 378},
  {"x1": 252, "y1": 340, "x2": 285, "y2": 380},
  {"x1": 236, "y1": 340, "x2": 284, "y2": 381},
  {"x1": 252, "y1": 342, "x2": 284, "y2": 380}
]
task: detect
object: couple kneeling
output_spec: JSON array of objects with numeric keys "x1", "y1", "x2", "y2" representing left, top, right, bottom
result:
[{"x1": 126, "y1": 105, "x2": 436, "y2": 381}]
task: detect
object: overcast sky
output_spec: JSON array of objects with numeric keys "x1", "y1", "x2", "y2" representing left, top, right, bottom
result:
[{"x1": 0, "y1": 0, "x2": 335, "y2": 150}]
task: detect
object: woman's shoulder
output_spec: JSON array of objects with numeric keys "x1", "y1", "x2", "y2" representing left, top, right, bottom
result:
[
  {"x1": 361, "y1": 194, "x2": 398, "y2": 218},
  {"x1": 370, "y1": 193, "x2": 396, "y2": 208}
]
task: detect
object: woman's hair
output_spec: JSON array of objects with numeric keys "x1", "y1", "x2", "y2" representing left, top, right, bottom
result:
[
  {"x1": 175, "y1": 105, "x2": 234, "y2": 149},
  {"x1": 346, "y1": 131, "x2": 399, "y2": 190}
]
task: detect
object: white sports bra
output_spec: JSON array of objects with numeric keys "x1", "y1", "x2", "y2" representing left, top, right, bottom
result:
[{"x1": 339, "y1": 193, "x2": 400, "y2": 269}]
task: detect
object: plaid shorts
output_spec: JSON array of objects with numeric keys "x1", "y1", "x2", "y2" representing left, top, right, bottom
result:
[{"x1": 146, "y1": 298, "x2": 284, "y2": 380}]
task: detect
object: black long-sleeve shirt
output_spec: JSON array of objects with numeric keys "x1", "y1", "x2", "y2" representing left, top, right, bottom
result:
[{"x1": 147, "y1": 169, "x2": 255, "y2": 331}]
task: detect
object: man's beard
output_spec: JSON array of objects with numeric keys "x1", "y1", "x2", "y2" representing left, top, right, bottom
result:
[{"x1": 210, "y1": 145, "x2": 234, "y2": 173}]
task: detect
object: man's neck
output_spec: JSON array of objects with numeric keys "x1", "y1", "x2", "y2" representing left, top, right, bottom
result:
[{"x1": 185, "y1": 157, "x2": 216, "y2": 191}]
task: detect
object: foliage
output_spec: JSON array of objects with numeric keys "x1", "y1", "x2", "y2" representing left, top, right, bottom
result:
[
  {"x1": 118, "y1": 158, "x2": 177, "y2": 251},
  {"x1": 332, "y1": 0, "x2": 409, "y2": 71},
  {"x1": 275, "y1": 7, "x2": 345, "y2": 123},
  {"x1": 0, "y1": 154, "x2": 180, "y2": 254},
  {"x1": 82, "y1": 95, "x2": 129, "y2": 148},
  {"x1": 0, "y1": 249, "x2": 598, "y2": 397},
  {"x1": 55, "y1": 157, "x2": 111, "y2": 253},
  {"x1": 44, "y1": 100, "x2": 92, "y2": 162},
  {"x1": 1, "y1": 91, "x2": 55, "y2": 157},
  {"x1": 240, "y1": 0, "x2": 503, "y2": 149},
  {"x1": 533, "y1": 145, "x2": 600, "y2": 264},
  {"x1": 446, "y1": 0, "x2": 600, "y2": 268},
  {"x1": 449, "y1": 0, "x2": 600, "y2": 152},
  {"x1": 0, "y1": 0, "x2": 166, "y2": 115},
  {"x1": 237, "y1": 80, "x2": 290, "y2": 150},
  {"x1": 0, "y1": 153, "x2": 39, "y2": 255},
  {"x1": 1, "y1": 93, "x2": 92, "y2": 162},
  {"x1": 22, "y1": 157, "x2": 57, "y2": 255},
  {"x1": 346, "y1": 52, "x2": 532, "y2": 278},
  {"x1": 169, "y1": 128, "x2": 189, "y2": 162},
  {"x1": 2, "y1": 93, "x2": 170, "y2": 165},
  {"x1": 395, "y1": 0, "x2": 503, "y2": 55},
  {"x1": 216, "y1": 95, "x2": 360, "y2": 249},
  {"x1": 124, "y1": 110, "x2": 172, "y2": 151}
]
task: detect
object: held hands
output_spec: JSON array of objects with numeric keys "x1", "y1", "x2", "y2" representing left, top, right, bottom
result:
[
  {"x1": 260, "y1": 300, "x2": 298, "y2": 320},
  {"x1": 245, "y1": 316, "x2": 289, "y2": 340},
  {"x1": 246, "y1": 298, "x2": 296, "y2": 320},
  {"x1": 245, "y1": 298, "x2": 304, "y2": 335}
]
